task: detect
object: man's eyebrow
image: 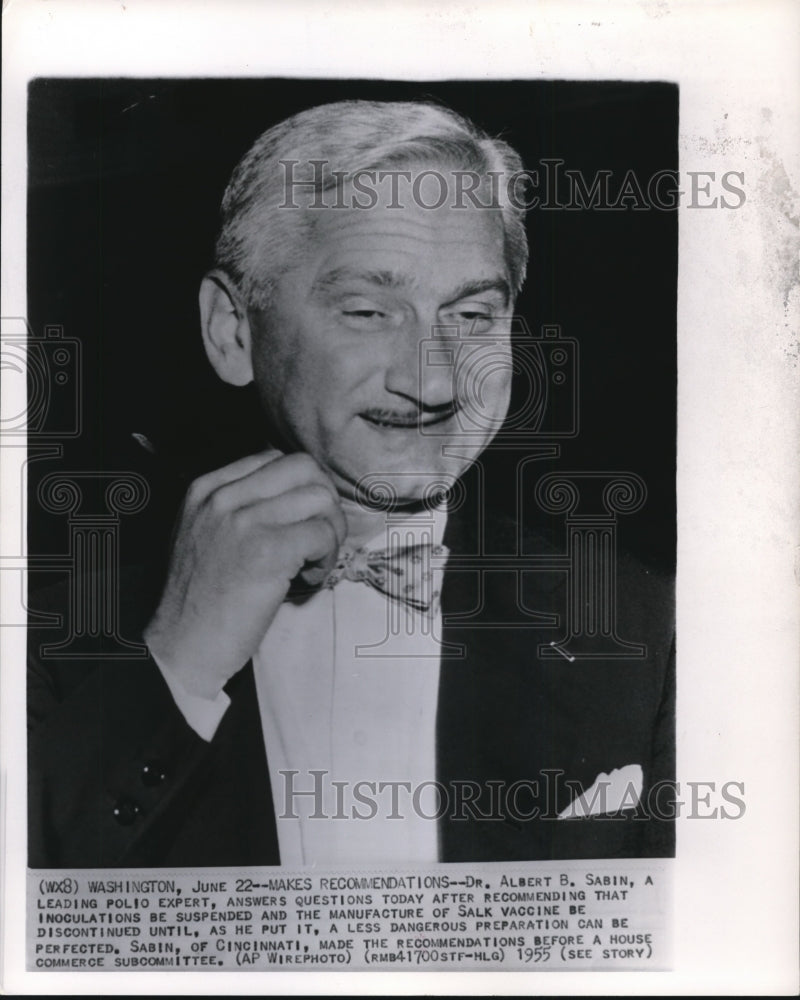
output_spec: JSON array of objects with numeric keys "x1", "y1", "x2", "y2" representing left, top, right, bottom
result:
[
  {"x1": 311, "y1": 267, "x2": 407, "y2": 294},
  {"x1": 444, "y1": 277, "x2": 510, "y2": 306},
  {"x1": 312, "y1": 268, "x2": 510, "y2": 305}
]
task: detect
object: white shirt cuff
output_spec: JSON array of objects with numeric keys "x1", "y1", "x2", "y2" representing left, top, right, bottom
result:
[{"x1": 151, "y1": 651, "x2": 230, "y2": 743}]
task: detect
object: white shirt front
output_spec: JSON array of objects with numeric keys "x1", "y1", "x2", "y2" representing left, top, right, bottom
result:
[{"x1": 158, "y1": 508, "x2": 449, "y2": 867}]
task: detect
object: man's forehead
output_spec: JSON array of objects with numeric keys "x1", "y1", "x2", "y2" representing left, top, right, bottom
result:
[
  {"x1": 303, "y1": 191, "x2": 508, "y2": 271},
  {"x1": 311, "y1": 264, "x2": 511, "y2": 305}
]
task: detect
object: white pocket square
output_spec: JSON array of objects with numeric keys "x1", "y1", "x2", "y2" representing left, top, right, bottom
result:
[{"x1": 557, "y1": 764, "x2": 643, "y2": 819}]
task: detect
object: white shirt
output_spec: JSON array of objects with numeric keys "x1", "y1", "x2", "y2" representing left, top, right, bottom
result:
[{"x1": 157, "y1": 507, "x2": 449, "y2": 867}]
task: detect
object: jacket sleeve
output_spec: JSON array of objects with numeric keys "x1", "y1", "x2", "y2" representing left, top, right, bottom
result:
[{"x1": 28, "y1": 632, "x2": 213, "y2": 868}]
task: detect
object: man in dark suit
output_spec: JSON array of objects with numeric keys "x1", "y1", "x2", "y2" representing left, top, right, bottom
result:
[{"x1": 28, "y1": 99, "x2": 674, "y2": 868}]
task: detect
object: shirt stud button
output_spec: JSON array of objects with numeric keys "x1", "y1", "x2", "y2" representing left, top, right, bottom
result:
[
  {"x1": 112, "y1": 798, "x2": 141, "y2": 825},
  {"x1": 141, "y1": 760, "x2": 167, "y2": 787}
]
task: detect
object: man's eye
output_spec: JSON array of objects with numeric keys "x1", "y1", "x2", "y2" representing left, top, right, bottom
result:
[
  {"x1": 339, "y1": 299, "x2": 391, "y2": 328},
  {"x1": 340, "y1": 309, "x2": 389, "y2": 331},
  {"x1": 445, "y1": 306, "x2": 495, "y2": 331}
]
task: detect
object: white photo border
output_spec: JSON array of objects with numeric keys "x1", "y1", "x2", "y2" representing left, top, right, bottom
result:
[{"x1": 2, "y1": 0, "x2": 798, "y2": 995}]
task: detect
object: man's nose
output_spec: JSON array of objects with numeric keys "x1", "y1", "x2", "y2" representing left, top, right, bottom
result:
[{"x1": 383, "y1": 321, "x2": 456, "y2": 410}]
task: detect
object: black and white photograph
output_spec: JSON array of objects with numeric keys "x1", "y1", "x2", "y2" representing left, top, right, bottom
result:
[
  {"x1": 2, "y1": 1, "x2": 798, "y2": 995},
  {"x1": 25, "y1": 78, "x2": 677, "y2": 871}
]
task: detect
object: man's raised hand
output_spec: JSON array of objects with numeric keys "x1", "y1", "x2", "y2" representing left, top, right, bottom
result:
[{"x1": 143, "y1": 449, "x2": 346, "y2": 699}]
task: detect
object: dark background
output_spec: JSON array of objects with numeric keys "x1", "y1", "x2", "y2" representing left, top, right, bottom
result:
[{"x1": 27, "y1": 78, "x2": 677, "y2": 576}]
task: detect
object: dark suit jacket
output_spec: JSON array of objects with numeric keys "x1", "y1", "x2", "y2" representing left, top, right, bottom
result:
[{"x1": 28, "y1": 466, "x2": 675, "y2": 868}]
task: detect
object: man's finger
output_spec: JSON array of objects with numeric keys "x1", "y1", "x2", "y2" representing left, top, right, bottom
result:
[
  {"x1": 187, "y1": 448, "x2": 283, "y2": 502},
  {"x1": 242, "y1": 485, "x2": 347, "y2": 549},
  {"x1": 280, "y1": 516, "x2": 342, "y2": 582},
  {"x1": 208, "y1": 451, "x2": 339, "y2": 512}
]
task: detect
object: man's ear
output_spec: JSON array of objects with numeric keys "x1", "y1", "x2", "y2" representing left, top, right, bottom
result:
[{"x1": 198, "y1": 270, "x2": 254, "y2": 386}]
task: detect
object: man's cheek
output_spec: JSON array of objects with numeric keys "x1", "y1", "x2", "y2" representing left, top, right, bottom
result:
[{"x1": 453, "y1": 345, "x2": 513, "y2": 434}]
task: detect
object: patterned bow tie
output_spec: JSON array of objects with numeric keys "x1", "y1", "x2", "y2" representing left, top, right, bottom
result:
[{"x1": 323, "y1": 542, "x2": 449, "y2": 614}]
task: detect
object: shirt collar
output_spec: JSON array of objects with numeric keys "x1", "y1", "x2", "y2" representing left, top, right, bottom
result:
[{"x1": 355, "y1": 501, "x2": 448, "y2": 554}]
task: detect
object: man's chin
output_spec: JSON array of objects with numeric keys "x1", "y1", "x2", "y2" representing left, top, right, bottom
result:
[{"x1": 333, "y1": 464, "x2": 465, "y2": 511}]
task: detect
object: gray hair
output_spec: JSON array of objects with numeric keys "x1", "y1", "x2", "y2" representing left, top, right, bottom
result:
[{"x1": 214, "y1": 100, "x2": 530, "y2": 307}]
